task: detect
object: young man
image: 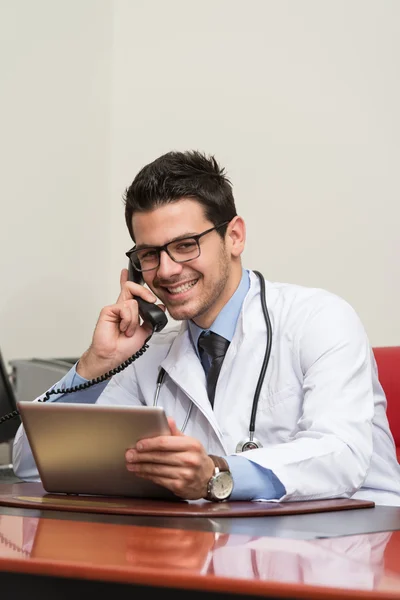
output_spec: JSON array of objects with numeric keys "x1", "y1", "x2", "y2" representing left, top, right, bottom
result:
[{"x1": 13, "y1": 151, "x2": 400, "y2": 505}]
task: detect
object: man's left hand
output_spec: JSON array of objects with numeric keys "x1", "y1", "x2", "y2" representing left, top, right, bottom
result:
[{"x1": 125, "y1": 417, "x2": 215, "y2": 500}]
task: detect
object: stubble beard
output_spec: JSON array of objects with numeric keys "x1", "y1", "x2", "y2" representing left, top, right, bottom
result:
[{"x1": 159, "y1": 252, "x2": 231, "y2": 323}]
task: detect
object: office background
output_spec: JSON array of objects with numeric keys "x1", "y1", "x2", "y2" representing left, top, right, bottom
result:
[{"x1": 0, "y1": 0, "x2": 399, "y2": 370}]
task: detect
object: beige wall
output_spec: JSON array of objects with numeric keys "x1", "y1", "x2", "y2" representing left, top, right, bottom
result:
[
  {"x1": 0, "y1": 0, "x2": 113, "y2": 365},
  {"x1": 0, "y1": 0, "x2": 399, "y2": 371}
]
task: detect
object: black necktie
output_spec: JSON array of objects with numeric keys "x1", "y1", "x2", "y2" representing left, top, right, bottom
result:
[{"x1": 198, "y1": 331, "x2": 230, "y2": 407}]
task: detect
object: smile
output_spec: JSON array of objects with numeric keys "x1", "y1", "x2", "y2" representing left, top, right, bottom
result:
[{"x1": 166, "y1": 280, "x2": 198, "y2": 295}]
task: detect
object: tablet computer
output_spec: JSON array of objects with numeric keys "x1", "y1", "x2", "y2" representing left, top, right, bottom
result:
[{"x1": 17, "y1": 400, "x2": 178, "y2": 500}]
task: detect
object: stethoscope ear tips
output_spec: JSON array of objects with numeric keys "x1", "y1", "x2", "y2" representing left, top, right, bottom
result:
[{"x1": 235, "y1": 438, "x2": 263, "y2": 453}]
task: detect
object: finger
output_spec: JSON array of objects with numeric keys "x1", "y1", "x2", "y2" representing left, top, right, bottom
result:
[
  {"x1": 167, "y1": 417, "x2": 184, "y2": 437},
  {"x1": 135, "y1": 435, "x2": 196, "y2": 453},
  {"x1": 126, "y1": 462, "x2": 181, "y2": 480},
  {"x1": 124, "y1": 300, "x2": 139, "y2": 337},
  {"x1": 120, "y1": 268, "x2": 129, "y2": 289},
  {"x1": 118, "y1": 301, "x2": 154, "y2": 339},
  {"x1": 108, "y1": 302, "x2": 143, "y2": 339},
  {"x1": 106, "y1": 303, "x2": 132, "y2": 326},
  {"x1": 117, "y1": 304, "x2": 136, "y2": 334},
  {"x1": 126, "y1": 449, "x2": 187, "y2": 466},
  {"x1": 118, "y1": 280, "x2": 157, "y2": 304}
]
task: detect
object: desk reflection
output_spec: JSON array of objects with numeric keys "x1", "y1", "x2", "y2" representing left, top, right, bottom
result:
[
  {"x1": 211, "y1": 532, "x2": 393, "y2": 589},
  {"x1": 1, "y1": 514, "x2": 399, "y2": 593}
]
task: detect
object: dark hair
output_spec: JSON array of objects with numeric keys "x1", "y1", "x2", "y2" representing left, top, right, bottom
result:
[{"x1": 123, "y1": 150, "x2": 237, "y2": 241}]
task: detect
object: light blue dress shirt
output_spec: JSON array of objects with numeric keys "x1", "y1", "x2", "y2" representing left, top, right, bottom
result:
[{"x1": 50, "y1": 268, "x2": 285, "y2": 501}]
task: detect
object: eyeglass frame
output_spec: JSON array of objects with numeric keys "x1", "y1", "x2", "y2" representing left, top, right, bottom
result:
[{"x1": 125, "y1": 220, "x2": 230, "y2": 272}]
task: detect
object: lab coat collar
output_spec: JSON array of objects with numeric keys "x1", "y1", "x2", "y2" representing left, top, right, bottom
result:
[{"x1": 160, "y1": 322, "x2": 222, "y2": 432}]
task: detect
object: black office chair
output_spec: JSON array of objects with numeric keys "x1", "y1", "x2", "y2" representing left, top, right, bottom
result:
[{"x1": 0, "y1": 348, "x2": 21, "y2": 476}]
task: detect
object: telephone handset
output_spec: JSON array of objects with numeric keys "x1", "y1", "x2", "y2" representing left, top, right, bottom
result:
[
  {"x1": 0, "y1": 262, "x2": 168, "y2": 428},
  {"x1": 127, "y1": 262, "x2": 168, "y2": 333}
]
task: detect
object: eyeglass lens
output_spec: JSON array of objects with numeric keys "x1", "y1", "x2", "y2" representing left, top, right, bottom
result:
[{"x1": 135, "y1": 238, "x2": 200, "y2": 270}]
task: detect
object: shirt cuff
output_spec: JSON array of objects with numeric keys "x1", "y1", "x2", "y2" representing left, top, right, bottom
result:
[
  {"x1": 225, "y1": 455, "x2": 286, "y2": 501},
  {"x1": 44, "y1": 363, "x2": 108, "y2": 404}
]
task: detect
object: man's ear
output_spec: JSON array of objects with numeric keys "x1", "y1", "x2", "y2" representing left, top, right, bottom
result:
[{"x1": 226, "y1": 216, "x2": 246, "y2": 257}]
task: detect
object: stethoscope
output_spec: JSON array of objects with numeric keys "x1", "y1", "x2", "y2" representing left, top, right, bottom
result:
[{"x1": 153, "y1": 270, "x2": 272, "y2": 453}]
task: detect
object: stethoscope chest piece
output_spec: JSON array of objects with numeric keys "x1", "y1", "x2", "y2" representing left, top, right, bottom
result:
[{"x1": 235, "y1": 437, "x2": 263, "y2": 453}]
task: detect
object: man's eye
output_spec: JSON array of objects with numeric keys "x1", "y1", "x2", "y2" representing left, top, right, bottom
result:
[
  {"x1": 139, "y1": 249, "x2": 158, "y2": 261},
  {"x1": 175, "y1": 241, "x2": 197, "y2": 252}
]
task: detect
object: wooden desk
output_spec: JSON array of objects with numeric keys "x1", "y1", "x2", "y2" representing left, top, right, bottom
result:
[
  {"x1": 1, "y1": 511, "x2": 400, "y2": 599},
  {"x1": 1, "y1": 481, "x2": 400, "y2": 599}
]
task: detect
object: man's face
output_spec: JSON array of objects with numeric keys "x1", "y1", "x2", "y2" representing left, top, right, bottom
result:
[{"x1": 131, "y1": 199, "x2": 241, "y2": 327}]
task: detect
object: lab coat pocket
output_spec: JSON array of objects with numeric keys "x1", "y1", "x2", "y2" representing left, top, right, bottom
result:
[
  {"x1": 256, "y1": 386, "x2": 301, "y2": 444},
  {"x1": 259, "y1": 385, "x2": 299, "y2": 411}
]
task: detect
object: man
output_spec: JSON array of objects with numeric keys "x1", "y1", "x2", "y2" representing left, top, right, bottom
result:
[{"x1": 13, "y1": 150, "x2": 400, "y2": 505}]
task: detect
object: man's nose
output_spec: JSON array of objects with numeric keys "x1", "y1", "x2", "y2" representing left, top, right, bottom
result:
[{"x1": 156, "y1": 250, "x2": 183, "y2": 279}]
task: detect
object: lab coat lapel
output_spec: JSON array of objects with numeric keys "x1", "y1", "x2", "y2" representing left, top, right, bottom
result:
[{"x1": 160, "y1": 323, "x2": 220, "y2": 429}]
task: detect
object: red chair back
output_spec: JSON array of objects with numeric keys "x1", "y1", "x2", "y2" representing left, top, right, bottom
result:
[{"x1": 373, "y1": 346, "x2": 400, "y2": 460}]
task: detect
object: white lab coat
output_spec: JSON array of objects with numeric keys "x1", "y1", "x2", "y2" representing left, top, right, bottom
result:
[{"x1": 13, "y1": 271, "x2": 400, "y2": 505}]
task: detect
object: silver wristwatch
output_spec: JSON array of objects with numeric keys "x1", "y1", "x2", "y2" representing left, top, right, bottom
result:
[{"x1": 206, "y1": 455, "x2": 234, "y2": 502}]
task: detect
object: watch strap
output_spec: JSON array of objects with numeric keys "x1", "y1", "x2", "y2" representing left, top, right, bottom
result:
[
  {"x1": 206, "y1": 455, "x2": 233, "y2": 502},
  {"x1": 208, "y1": 455, "x2": 230, "y2": 473}
]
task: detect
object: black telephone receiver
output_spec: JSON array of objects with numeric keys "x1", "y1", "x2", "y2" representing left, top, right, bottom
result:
[{"x1": 127, "y1": 262, "x2": 168, "y2": 333}]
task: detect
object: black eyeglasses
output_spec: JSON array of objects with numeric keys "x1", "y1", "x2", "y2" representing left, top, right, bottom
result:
[{"x1": 126, "y1": 221, "x2": 230, "y2": 272}]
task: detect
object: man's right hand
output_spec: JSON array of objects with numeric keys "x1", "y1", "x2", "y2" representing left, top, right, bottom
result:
[{"x1": 77, "y1": 268, "x2": 163, "y2": 380}]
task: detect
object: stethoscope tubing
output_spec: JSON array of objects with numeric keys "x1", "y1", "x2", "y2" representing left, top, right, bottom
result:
[
  {"x1": 249, "y1": 271, "x2": 272, "y2": 434},
  {"x1": 154, "y1": 369, "x2": 193, "y2": 433}
]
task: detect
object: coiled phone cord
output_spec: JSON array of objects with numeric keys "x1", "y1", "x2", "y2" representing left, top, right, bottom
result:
[{"x1": 0, "y1": 336, "x2": 152, "y2": 425}]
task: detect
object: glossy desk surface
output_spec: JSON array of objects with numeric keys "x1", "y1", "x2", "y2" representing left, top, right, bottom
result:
[
  {"x1": 2, "y1": 505, "x2": 400, "y2": 599},
  {"x1": 1, "y1": 512, "x2": 400, "y2": 599}
]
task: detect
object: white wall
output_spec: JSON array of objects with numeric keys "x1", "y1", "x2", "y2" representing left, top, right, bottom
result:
[
  {"x1": 0, "y1": 0, "x2": 399, "y2": 371},
  {"x1": 0, "y1": 0, "x2": 113, "y2": 364},
  {"x1": 109, "y1": 0, "x2": 400, "y2": 346}
]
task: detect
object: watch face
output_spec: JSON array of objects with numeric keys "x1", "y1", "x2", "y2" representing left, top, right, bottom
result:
[{"x1": 211, "y1": 471, "x2": 233, "y2": 500}]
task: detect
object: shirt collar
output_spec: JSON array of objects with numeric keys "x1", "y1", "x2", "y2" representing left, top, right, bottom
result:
[{"x1": 188, "y1": 268, "x2": 250, "y2": 357}]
